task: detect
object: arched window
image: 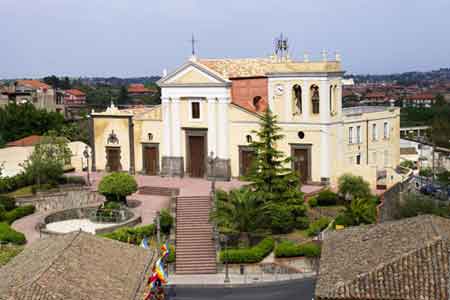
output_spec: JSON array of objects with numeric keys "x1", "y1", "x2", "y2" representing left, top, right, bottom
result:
[
  {"x1": 311, "y1": 85, "x2": 320, "y2": 114},
  {"x1": 253, "y1": 96, "x2": 262, "y2": 111},
  {"x1": 292, "y1": 84, "x2": 302, "y2": 115}
]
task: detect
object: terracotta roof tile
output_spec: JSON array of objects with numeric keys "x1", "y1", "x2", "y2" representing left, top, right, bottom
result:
[
  {"x1": 315, "y1": 215, "x2": 450, "y2": 300},
  {"x1": 6, "y1": 135, "x2": 44, "y2": 147},
  {"x1": 16, "y1": 80, "x2": 50, "y2": 90},
  {"x1": 65, "y1": 89, "x2": 85, "y2": 97}
]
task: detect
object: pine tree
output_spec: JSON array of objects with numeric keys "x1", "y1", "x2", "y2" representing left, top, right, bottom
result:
[{"x1": 245, "y1": 109, "x2": 306, "y2": 233}]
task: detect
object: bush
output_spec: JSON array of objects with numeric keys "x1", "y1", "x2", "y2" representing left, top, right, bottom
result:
[
  {"x1": 419, "y1": 167, "x2": 433, "y2": 178},
  {"x1": 0, "y1": 223, "x2": 26, "y2": 245},
  {"x1": 400, "y1": 160, "x2": 415, "y2": 169},
  {"x1": 219, "y1": 237, "x2": 274, "y2": 263},
  {"x1": 158, "y1": 209, "x2": 173, "y2": 235},
  {"x1": 306, "y1": 217, "x2": 331, "y2": 237},
  {"x1": 308, "y1": 196, "x2": 318, "y2": 207},
  {"x1": 338, "y1": 174, "x2": 372, "y2": 200},
  {"x1": 0, "y1": 195, "x2": 16, "y2": 211},
  {"x1": 316, "y1": 190, "x2": 338, "y2": 206},
  {"x1": 104, "y1": 201, "x2": 121, "y2": 210},
  {"x1": 334, "y1": 214, "x2": 354, "y2": 227},
  {"x1": 295, "y1": 216, "x2": 310, "y2": 230},
  {"x1": 102, "y1": 224, "x2": 155, "y2": 244},
  {"x1": 275, "y1": 240, "x2": 321, "y2": 258},
  {"x1": 0, "y1": 173, "x2": 30, "y2": 194},
  {"x1": 2, "y1": 205, "x2": 36, "y2": 224},
  {"x1": 98, "y1": 172, "x2": 138, "y2": 203}
]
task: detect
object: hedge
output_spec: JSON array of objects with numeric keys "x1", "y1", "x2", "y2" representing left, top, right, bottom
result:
[
  {"x1": 0, "y1": 222, "x2": 26, "y2": 245},
  {"x1": 101, "y1": 224, "x2": 155, "y2": 244},
  {"x1": 308, "y1": 196, "x2": 318, "y2": 207},
  {"x1": 306, "y1": 217, "x2": 331, "y2": 237},
  {"x1": 0, "y1": 195, "x2": 16, "y2": 211},
  {"x1": 275, "y1": 240, "x2": 321, "y2": 258},
  {"x1": 316, "y1": 190, "x2": 338, "y2": 206},
  {"x1": 219, "y1": 237, "x2": 274, "y2": 264},
  {"x1": 1, "y1": 205, "x2": 36, "y2": 225}
]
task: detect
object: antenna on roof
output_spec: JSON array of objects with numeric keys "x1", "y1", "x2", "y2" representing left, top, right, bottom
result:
[
  {"x1": 190, "y1": 33, "x2": 198, "y2": 56},
  {"x1": 274, "y1": 33, "x2": 289, "y2": 61}
]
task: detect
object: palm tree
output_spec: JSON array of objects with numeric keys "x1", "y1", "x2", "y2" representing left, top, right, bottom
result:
[
  {"x1": 342, "y1": 198, "x2": 376, "y2": 226},
  {"x1": 210, "y1": 188, "x2": 265, "y2": 247}
]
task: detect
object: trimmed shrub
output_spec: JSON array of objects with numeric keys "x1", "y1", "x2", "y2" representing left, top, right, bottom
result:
[
  {"x1": 2, "y1": 205, "x2": 36, "y2": 224},
  {"x1": 98, "y1": 172, "x2": 138, "y2": 203},
  {"x1": 0, "y1": 195, "x2": 16, "y2": 211},
  {"x1": 275, "y1": 240, "x2": 321, "y2": 258},
  {"x1": 334, "y1": 213, "x2": 354, "y2": 227},
  {"x1": 295, "y1": 216, "x2": 310, "y2": 230},
  {"x1": 220, "y1": 237, "x2": 274, "y2": 264},
  {"x1": 308, "y1": 196, "x2": 318, "y2": 207},
  {"x1": 316, "y1": 190, "x2": 338, "y2": 206},
  {"x1": 158, "y1": 209, "x2": 173, "y2": 235},
  {"x1": 0, "y1": 173, "x2": 30, "y2": 194},
  {"x1": 306, "y1": 217, "x2": 331, "y2": 237},
  {"x1": 102, "y1": 224, "x2": 155, "y2": 244},
  {"x1": 0, "y1": 222, "x2": 26, "y2": 245}
]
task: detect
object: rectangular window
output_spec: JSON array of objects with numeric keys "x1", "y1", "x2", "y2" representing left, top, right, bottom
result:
[
  {"x1": 384, "y1": 122, "x2": 389, "y2": 139},
  {"x1": 356, "y1": 154, "x2": 361, "y2": 165},
  {"x1": 356, "y1": 126, "x2": 361, "y2": 143},
  {"x1": 191, "y1": 102, "x2": 200, "y2": 119},
  {"x1": 349, "y1": 127, "x2": 353, "y2": 144},
  {"x1": 372, "y1": 123, "x2": 377, "y2": 141},
  {"x1": 384, "y1": 150, "x2": 389, "y2": 165}
]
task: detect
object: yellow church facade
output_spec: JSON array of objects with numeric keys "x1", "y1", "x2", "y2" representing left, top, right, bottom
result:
[{"x1": 90, "y1": 54, "x2": 401, "y2": 190}]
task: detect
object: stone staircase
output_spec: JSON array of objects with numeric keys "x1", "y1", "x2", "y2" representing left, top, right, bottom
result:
[
  {"x1": 175, "y1": 196, "x2": 217, "y2": 274},
  {"x1": 138, "y1": 186, "x2": 180, "y2": 197}
]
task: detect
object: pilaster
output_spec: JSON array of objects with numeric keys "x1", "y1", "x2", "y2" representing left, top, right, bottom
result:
[
  {"x1": 302, "y1": 81, "x2": 310, "y2": 121},
  {"x1": 320, "y1": 126, "x2": 330, "y2": 184},
  {"x1": 320, "y1": 81, "x2": 331, "y2": 123},
  {"x1": 162, "y1": 97, "x2": 172, "y2": 157},
  {"x1": 207, "y1": 97, "x2": 218, "y2": 156},
  {"x1": 171, "y1": 97, "x2": 181, "y2": 157}
]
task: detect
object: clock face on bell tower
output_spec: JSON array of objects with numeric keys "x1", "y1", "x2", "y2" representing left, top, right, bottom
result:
[{"x1": 275, "y1": 84, "x2": 284, "y2": 96}]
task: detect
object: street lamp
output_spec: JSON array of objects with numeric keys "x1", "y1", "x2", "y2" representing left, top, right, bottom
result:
[
  {"x1": 83, "y1": 146, "x2": 91, "y2": 186},
  {"x1": 208, "y1": 151, "x2": 218, "y2": 195},
  {"x1": 221, "y1": 234, "x2": 230, "y2": 283}
]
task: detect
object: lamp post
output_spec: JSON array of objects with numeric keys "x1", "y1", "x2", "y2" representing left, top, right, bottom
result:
[
  {"x1": 83, "y1": 146, "x2": 90, "y2": 186},
  {"x1": 208, "y1": 151, "x2": 218, "y2": 195},
  {"x1": 221, "y1": 234, "x2": 230, "y2": 283}
]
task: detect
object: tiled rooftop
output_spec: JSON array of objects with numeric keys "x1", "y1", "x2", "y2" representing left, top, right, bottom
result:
[{"x1": 315, "y1": 215, "x2": 450, "y2": 300}]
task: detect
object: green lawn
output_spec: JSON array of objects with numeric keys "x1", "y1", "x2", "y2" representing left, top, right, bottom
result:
[
  {"x1": 0, "y1": 245, "x2": 23, "y2": 267},
  {"x1": 6, "y1": 186, "x2": 33, "y2": 198}
]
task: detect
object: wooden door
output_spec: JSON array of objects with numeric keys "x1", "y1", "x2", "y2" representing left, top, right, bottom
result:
[
  {"x1": 189, "y1": 136, "x2": 205, "y2": 177},
  {"x1": 144, "y1": 147, "x2": 158, "y2": 175},
  {"x1": 241, "y1": 150, "x2": 255, "y2": 177},
  {"x1": 106, "y1": 147, "x2": 121, "y2": 172},
  {"x1": 293, "y1": 149, "x2": 308, "y2": 183}
]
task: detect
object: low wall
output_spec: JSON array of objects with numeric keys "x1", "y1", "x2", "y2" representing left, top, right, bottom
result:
[
  {"x1": 15, "y1": 186, "x2": 104, "y2": 213},
  {"x1": 216, "y1": 257, "x2": 315, "y2": 275}
]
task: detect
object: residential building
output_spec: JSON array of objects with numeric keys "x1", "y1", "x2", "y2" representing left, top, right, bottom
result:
[
  {"x1": 315, "y1": 215, "x2": 450, "y2": 300},
  {"x1": 55, "y1": 88, "x2": 87, "y2": 119},
  {"x1": 0, "y1": 231, "x2": 154, "y2": 300},
  {"x1": 6, "y1": 80, "x2": 56, "y2": 111},
  {"x1": 402, "y1": 93, "x2": 435, "y2": 108},
  {"x1": 64, "y1": 89, "x2": 86, "y2": 105},
  {"x1": 90, "y1": 53, "x2": 401, "y2": 190}
]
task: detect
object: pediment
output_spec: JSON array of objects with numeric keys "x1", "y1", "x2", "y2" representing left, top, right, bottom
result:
[{"x1": 158, "y1": 61, "x2": 230, "y2": 87}]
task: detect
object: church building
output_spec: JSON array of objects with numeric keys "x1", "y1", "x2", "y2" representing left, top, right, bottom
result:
[{"x1": 90, "y1": 51, "x2": 401, "y2": 189}]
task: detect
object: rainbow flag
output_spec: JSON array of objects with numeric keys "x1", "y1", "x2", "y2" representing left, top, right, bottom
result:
[
  {"x1": 154, "y1": 257, "x2": 167, "y2": 283},
  {"x1": 161, "y1": 242, "x2": 170, "y2": 259}
]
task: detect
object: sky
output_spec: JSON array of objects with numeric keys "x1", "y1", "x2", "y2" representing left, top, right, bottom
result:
[{"x1": 1, "y1": 0, "x2": 449, "y2": 78}]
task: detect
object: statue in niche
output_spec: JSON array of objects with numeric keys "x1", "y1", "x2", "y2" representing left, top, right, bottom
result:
[
  {"x1": 293, "y1": 84, "x2": 302, "y2": 115},
  {"x1": 107, "y1": 130, "x2": 119, "y2": 144}
]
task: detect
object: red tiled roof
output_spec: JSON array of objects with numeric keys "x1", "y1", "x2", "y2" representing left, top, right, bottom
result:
[
  {"x1": 6, "y1": 135, "x2": 44, "y2": 147},
  {"x1": 65, "y1": 89, "x2": 85, "y2": 97},
  {"x1": 16, "y1": 80, "x2": 50, "y2": 90},
  {"x1": 406, "y1": 93, "x2": 434, "y2": 101},
  {"x1": 128, "y1": 84, "x2": 157, "y2": 93},
  {"x1": 365, "y1": 92, "x2": 386, "y2": 99}
]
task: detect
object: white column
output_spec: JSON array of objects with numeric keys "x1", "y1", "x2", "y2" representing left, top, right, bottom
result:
[
  {"x1": 320, "y1": 126, "x2": 330, "y2": 181},
  {"x1": 336, "y1": 84, "x2": 342, "y2": 117},
  {"x1": 207, "y1": 97, "x2": 218, "y2": 156},
  {"x1": 268, "y1": 83, "x2": 275, "y2": 112},
  {"x1": 162, "y1": 97, "x2": 172, "y2": 156},
  {"x1": 217, "y1": 97, "x2": 230, "y2": 159},
  {"x1": 302, "y1": 81, "x2": 310, "y2": 121},
  {"x1": 171, "y1": 97, "x2": 181, "y2": 157},
  {"x1": 320, "y1": 81, "x2": 331, "y2": 123}
]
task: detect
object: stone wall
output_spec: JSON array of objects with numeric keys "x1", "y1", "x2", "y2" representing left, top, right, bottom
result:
[
  {"x1": 15, "y1": 186, "x2": 104, "y2": 213},
  {"x1": 378, "y1": 176, "x2": 416, "y2": 223}
]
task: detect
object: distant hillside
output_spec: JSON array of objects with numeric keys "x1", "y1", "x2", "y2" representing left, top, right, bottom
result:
[{"x1": 346, "y1": 68, "x2": 450, "y2": 85}]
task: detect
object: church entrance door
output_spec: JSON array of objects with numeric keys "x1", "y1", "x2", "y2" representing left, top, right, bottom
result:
[
  {"x1": 106, "y1": 146, "x2": 121, "y2": 172},
  {"x1": 143, "y1": 145, "x2": 158, "y2": 175},
  {"x1": 292, "y1": 147, "x2": 310, "y2": 184},
  {"x1": 188, "y1": 135, "x2": 205, "y2": 178}
]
